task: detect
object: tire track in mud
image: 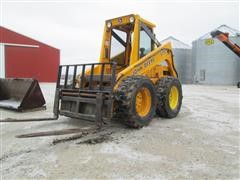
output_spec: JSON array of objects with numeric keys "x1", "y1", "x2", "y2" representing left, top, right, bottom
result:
[
  {"x1": 76, "y1": 132, "x2": 114, "y2": 145},
  {"x1": 0, "y1": 149, "x2": 33, "y2": 162}
]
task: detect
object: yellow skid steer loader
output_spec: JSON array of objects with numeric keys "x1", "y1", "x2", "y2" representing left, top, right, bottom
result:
[{"x1": 1, "y1": 14, "x2": 182, "y2": 136}]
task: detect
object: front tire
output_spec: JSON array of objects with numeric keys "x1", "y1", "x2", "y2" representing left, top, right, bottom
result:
[
  {"x1": 155, "y1": 76, "x2": 182, "y2": 118},
  {"x1": 115, "y1": 76, "x2": 156, "y2": 128}
]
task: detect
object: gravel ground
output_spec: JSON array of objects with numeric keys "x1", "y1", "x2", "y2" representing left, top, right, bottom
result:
[{"x1": 0, "y1": 84, "x2": 239, "y2": 179}]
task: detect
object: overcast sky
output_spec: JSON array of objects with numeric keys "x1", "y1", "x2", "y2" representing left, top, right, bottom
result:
[{"x1": 1, "y1": 0, "x2": 239, "y2": 64}]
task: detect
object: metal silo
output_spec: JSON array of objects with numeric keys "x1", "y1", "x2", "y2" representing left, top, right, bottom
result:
[
  {"x1": 161, "y1": 36, "x2": 192, "y2": 84},
  {"x1": 192, "y1": 25, "x2": 240, "y2": 85}
]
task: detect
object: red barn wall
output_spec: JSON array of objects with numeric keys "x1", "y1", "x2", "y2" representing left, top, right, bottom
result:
[{"x1": 0, "y1": 26, "x2": 60, "y2": 82}]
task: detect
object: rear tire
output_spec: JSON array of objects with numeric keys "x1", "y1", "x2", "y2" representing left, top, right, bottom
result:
[
  {"x1": 155, "y1": 76, "x2": 182, "y2": 118},
  {"x1": 115, "y1": 76, "x2": 156, "y2": 128}
]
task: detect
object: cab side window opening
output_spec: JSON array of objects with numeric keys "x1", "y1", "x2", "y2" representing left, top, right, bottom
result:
[
  {"x1": 139, "y1": 29, "x2": 153, "y2": 58},
  {"x1": 139, "y1": 26, "x2": 154, "y2": 58},
  {"x1": 110, "y1": 29, "x2": 127, "y2": 66}
]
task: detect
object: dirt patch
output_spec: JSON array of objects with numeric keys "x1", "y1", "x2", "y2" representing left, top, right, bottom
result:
[
  {"x1": 76, "y1": 132, "x2": 114, "y2": 145},
  {"x1": 51, "y1": 128, "x2": 114, "y2": 145}
]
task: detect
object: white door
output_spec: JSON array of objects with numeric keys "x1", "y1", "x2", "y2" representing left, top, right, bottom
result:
[{"x1": 0, "y1": 44, "x2": 5, "y2": 78}]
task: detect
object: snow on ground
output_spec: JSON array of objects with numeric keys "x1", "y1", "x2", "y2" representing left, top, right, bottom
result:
[{"x1": 0, "y1": 84, "x2": 239, "y2": 179}]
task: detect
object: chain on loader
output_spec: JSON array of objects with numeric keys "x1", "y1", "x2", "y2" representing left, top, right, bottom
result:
[{"x1": 0, "y1": 14, "x2": 183, "y2": 138}]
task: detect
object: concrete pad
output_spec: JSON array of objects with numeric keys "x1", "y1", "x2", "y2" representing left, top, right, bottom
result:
[{"x1": 0, "y1": 84, "x2": 239, "y2": 179}]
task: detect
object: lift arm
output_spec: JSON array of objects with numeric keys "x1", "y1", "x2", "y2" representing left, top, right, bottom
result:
[
  {"x1": 115, "y1": 42, "x2": 177, "y2": 89},
  {"x1": 211, "y1": 30, "x2": 240, "y2": 57}
]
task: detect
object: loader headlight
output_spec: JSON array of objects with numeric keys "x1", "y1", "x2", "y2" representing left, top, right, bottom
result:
[
  {"x1": 107, "y1": 21, "x2": 112, "y2": 28},
  {"x1": 129, "y1": 16, "x2": 135, "y2": 23}
]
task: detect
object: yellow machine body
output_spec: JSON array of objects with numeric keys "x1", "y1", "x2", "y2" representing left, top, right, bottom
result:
[
  {"x1": 59, "y1": 14, "x2": 182, "y2": 128},
  {"x1": 83, "y1": 14, "x2": 178, "y2": 89}
]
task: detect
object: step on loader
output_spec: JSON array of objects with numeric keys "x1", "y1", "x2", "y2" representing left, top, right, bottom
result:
[{"x1": 1, "y1": 14, "x2": 183, "y2": 138}]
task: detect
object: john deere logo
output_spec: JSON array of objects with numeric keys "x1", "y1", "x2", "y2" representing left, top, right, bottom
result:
[
  {"x1": 205, "y1": 38, "x2": 214, "y2": 45},
  {"x1": 118, "y1": 18, "x2": 123, "y2": 23}
]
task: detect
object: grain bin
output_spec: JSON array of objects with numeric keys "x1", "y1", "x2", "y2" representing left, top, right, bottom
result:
[
  {"x1": 161, "y1": 36, "x2": 192, "y2": 84},
  {"x1": 192, "y1": 25, "x2": 240, "y2": 85}
]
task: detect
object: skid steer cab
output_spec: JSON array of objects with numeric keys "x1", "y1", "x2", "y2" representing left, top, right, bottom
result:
[{"x1": 54, "y1": 14, "x2": 182, "y2": 128}]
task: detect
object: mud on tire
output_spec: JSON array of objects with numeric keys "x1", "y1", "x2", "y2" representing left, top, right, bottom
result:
[
  {"x1": 155, "y1": 76, "x2": 182, "y2": 118},
  {"x1": 115, "y1": 76, "x2": 156, "y2": 128}
]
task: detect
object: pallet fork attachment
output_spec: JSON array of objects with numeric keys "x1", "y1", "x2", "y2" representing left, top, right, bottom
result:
[{"x1": 0, "y1": 63, "x2": 116, "y2": 139}]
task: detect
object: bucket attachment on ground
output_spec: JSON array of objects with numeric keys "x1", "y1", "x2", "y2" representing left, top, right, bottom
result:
[{"x1": 0, "y1": 78, "x2": 46, "y2": 111}]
